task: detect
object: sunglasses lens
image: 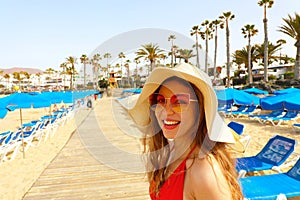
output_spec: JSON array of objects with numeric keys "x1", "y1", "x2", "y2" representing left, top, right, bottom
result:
[
  {"x1": 170, "y1": 94, "x2": 190, "y2": 112},
  {"x1": 150, "y1": 93, "x2": 191, "y2": 113}
]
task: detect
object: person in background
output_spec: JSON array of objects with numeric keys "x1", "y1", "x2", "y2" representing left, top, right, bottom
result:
[{"x1": 128, "y1": 63, "x2": 243, "y2": 200}]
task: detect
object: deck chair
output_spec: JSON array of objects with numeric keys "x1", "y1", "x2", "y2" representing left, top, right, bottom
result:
[
  {"x1": 236, "y1": 135, "x2": 297, "y2": 178},
  {"x1": 231, "y1": 105, "x2": 257, "y2": 118},
  {"x1": 292, "y1": 123, "x2": 300, "y2": 133},
  {"x1": 240, "y1": 158, "x2": 300, "y2": 200},
  {"x1": 227, "y1": 121, "x2": 251, "y2": 153},
  {"x1": 265, "y1": 110, "x2": 299, "y2": 126},
  {"x1": 249, "y1": 109, "x2": 285, "y2": 124}
]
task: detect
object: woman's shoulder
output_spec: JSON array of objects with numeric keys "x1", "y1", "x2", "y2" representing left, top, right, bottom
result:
[{"x1": 184, "y1": 154, "x2": 232, "y2": 199}]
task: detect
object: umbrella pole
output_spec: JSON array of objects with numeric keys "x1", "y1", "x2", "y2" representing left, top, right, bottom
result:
[{"x1": 20, "y1": 109, "x2": 25, "y2": 158}]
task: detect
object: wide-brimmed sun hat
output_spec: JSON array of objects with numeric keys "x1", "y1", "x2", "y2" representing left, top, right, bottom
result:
[{"x1": 126, "y1": 63, "x2": 235, "y2": 143}]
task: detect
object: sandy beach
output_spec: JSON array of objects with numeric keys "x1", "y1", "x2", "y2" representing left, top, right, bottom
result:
[{"x1": 0, "y1": 92, "x2": 299, "y2": 199}]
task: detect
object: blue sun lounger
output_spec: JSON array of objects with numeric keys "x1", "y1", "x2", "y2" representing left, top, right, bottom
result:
[
  {"x1": 236, "y1": 135, "x2": 297, "y2": 177},
  {"x1": 240, "y1": 158, "x2": 300, "y2": 200}
]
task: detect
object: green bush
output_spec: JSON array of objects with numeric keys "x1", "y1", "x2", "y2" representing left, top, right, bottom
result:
[
  {"x1": 284, "y1": 71, "x2": 294, "y2": 79},
  {"x1": 268, "y1": 75, "x2": 277, "y2": 80}
]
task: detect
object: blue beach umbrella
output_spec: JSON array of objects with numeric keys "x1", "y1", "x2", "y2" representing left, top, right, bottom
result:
[
  {"x1": 273, "y1": 87, "x2": 300, "y2": 95},
  {"x1": 215, "y1": 88, "x2": 260, "y2": 106},
  {"x1": 242, "y1": 88, "x2": 268, "y2": 95},
  {"x1": 260, "y1": 91, "x2": 300, "y2": 110},
  {"x1": 0, "y1": 92, "x2": 52, "y2": 158}
]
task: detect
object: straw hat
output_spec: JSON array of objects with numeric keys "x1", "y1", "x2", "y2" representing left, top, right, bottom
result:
[{"x1": 127, "y1": 63, "x2": 235, "y2": 143}]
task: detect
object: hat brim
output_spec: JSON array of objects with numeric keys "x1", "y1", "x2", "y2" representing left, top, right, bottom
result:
[{"x1": 127, "y1": 63, "x2": 235, "y2": 143}]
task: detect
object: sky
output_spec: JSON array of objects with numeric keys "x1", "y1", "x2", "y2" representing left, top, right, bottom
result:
[{"x1": 0, "y1": 0, "x2": 299, "y2": 72}]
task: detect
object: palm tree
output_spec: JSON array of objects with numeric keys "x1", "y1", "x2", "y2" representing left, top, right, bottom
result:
[
  {"x1": 90, "y1": 53, "x2": 101, "y2": 89},
  {"x1": 66, "y1": 56, "x2": 77, "y2": 90},
  {"x1": 232, "y1": 46, "x2": 259, "y2": 75},
  {"x1": 103, "y1": 53, "x2": 111, "y2": 77},
  {"x1": 135, "y1": 43, "x2": 165, "y2": 72},
  {"x1": 278, "y1": 13, "x2": 300, "y2": 79},
  {"x1": 276, "y1": 39, "x2": 287, "y2": 64},
  {"x1": 134, "y1": 58, "x2": 140, "y2": 85},
  {"x1": 242, "y1": 24, "x2": 259, "y2": 84},
  {"x1": 118, "y1": 52, "x2": 125, "y2": 76},
  {"x1": 60, "y1": 62, "x2": 68, "y2": 89},
  {"x1": 219, "y1": 11, "x2": 235, "y2": 87},
  {"x1": 4, "y1": 74, "x2": 10, "y2": 89},
  {"x1": 168, "y1": 35, "x2": 176, "y2": 67},
  {"x1": 124, "y1": 59, "x2": 131, "y2": 86},
  {"x1": 258, "y1": 0, "x2": 274, "y2": 82},
  {"x1": 177, "y1": 49, "x2": 195, "y2": 63},
  {"x1": 210, "y1": 19, "x2": 224, "y2": 79},
  {"x1": 256, "y1": 42, "x2": 282, "y2": 65},
  {"x1": 21, "y1": 71, "x2": 31, "y2": 89},
  {"x1": 190, "y1": 26, "x2": 201, "y2": 68},
  {"x1": 13, "y1": 72, "x2": 22, "y2": 90},
  {"x1": 80, "y1": 54, "x2": 89, "y2": 89},
  {"x1": 200, "y1": 20, "x2": 213, "y2": 73}
]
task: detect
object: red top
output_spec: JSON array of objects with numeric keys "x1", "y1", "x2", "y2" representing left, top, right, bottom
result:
[{"x1": 150, "y1": 145, "x2": 197, "y2": 200}]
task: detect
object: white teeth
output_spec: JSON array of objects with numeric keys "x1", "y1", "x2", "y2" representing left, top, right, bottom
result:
[{"x1": 164, "y1": 120, "x2": 179, "y2": 125}]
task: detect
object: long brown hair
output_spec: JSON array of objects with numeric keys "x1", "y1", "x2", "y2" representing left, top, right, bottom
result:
[{"x1": 142, "y1": 76, "x2": 243, "y2": 199}]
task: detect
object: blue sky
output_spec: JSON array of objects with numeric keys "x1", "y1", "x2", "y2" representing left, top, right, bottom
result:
[{"x1": 0, "y1": 0, "x2": 299, "y2": 71}]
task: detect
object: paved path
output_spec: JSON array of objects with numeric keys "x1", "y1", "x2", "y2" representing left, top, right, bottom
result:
[{"x1": 23, "y1": 94, "x2": 150, "y2": 200}]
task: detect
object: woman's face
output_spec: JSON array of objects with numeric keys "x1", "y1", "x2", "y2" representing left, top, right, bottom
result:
[{"x1": 154, "y1": 79, "x2": 199, "y2": 140}]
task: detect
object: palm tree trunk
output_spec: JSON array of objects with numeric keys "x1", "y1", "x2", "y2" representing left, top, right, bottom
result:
[
  {"x1": 205, "y1": 38, "x2": 208, "y2": 73},
  {"x1": 263, "y1": 5, "x2": 269, "y2": 82},
  {"x1": 83, "y1": 63, "x2": 86, "y2": 89},
  {"x1": 196, "y1": 35, "x2": 200, "y2": 69},
  {"x1": 295, "y1": 41, "x2": 300, "y2": 79},
  {"x1": 226, "y1": 22, "x2": 231, "y2": 87},
  {"x1": 248, "y1": 38, "x2": 253, "y2": 84},
  {"x1": 213, "y1": 29, "x2": 218, "y2": 80}
]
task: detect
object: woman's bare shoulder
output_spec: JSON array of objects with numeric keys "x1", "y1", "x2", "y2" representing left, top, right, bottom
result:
[{"x1": 184, "y1": 155, "x2": 232, "y2": 200}]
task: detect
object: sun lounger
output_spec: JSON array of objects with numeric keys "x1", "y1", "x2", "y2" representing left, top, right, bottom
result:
[
  {"x1": 231, "y1": 105, "x2": 257, "y2": 118},
  {"x1": 249, "y1": 109, "x2": 285, "y2": 124},
  {"x1": 265, "y1": 110, "x2": 299, "y2": 126},
  {"x1": 236, "y1": 135, "x2": 297, "y2": 178},
  {"x1": 227, "y1": 121, "x2": 251, "y2": 153},
  {"x1": 240, "y1": 158, "x2": 300, "y2": 200}
]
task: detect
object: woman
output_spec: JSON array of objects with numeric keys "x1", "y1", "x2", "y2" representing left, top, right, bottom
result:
[{"x1": 128, "y1": 63, "x2": 243, "y2": 200}]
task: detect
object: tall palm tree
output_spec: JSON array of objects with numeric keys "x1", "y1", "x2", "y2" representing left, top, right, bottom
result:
[
  {"x1": 13, "y1": 72, "x2": 22, "y2": 90},
  {"x1": 135, "y1": 43, "x2": 165, "y2": 72},
  {"x1": 210, "y1": 19, "x2": 224, "y2": 79},
  {"x1": 278, "y1": 12, "x2": 300, "y2": 79},
  {"x1": 219, "y1": 11, "x2": 235, "y2": 87},
  {"x1": 60, "y1": 62, "x2": 68, "y2": 89},
  {"x1": 190, "y1": 26, "x2": 201, "y2": 68},
  {"x1": 258, "y1": 0, "x2": 274, "y2": 82},
  {"x1": 66, "y1": 56, "x2": 77, "y2": 90},
  {"x1": 103, "y1": 53, "x2": 111, "y2": 77},
  {"x1": 177, "y1": 49, "x2": 195, "y2": 63},
  {"x1": 242, "y1": 24, "x2": 259, "y2": 84},
  {"x1": 200, "y1": 20, "x2": 213, "y2": 73},
  {"x1": 134, "y1": 58, "x2": 140, "y2": 85},
  {"x1": 168, "y1": 35, "x2": 176, "y2": 67},
  {"x1": 4, "y1": 74, "x2": 10, "y2": 89},
  {"x1": 118, "y1": 52, "x2": 125, "y2": 76},
  {"x1": 90, "y1": 53, "x2": 101, "y2": 89},
  {"x1": 80, "y1": 54, "x2": 89, "y2": 89}
]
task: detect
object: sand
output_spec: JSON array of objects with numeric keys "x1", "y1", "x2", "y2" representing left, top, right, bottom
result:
[{"x1": 0, "y1": 94, "x2": 299, "y2": 200}]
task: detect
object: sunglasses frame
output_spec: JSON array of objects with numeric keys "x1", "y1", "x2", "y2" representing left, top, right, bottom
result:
[{"x1": 149, "y1": 93, "x2": 198, "y2": 113}]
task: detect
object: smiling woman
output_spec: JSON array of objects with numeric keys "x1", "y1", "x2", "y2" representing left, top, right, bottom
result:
[{"x1": 128, "y1": 63, "x2": 243, "y2": 200}]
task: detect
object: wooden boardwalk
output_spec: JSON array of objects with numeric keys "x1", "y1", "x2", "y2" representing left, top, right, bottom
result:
[{"x1": 23, "y1": 95, "x2": 150, "y2": 200}]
